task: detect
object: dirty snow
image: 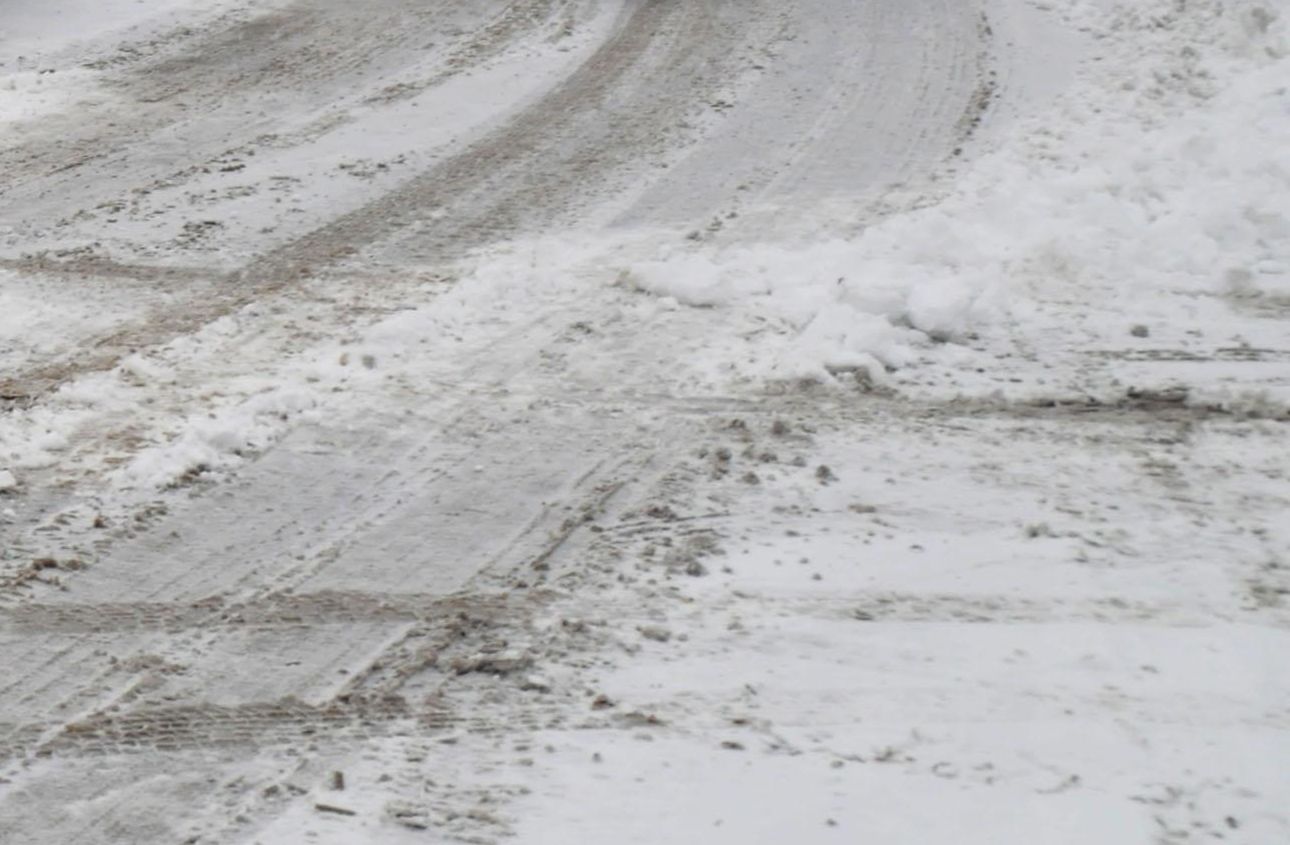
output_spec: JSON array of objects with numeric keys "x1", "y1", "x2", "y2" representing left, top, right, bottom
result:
[{"x1": 1, "y1": 0, "x2": 1288, "y2": 843}]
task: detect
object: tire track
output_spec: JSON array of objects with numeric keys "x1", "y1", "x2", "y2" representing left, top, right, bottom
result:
[
  {"x1": 0, "y1": 0, "x2": 771, "y2": 406},
  {"x1": 0, "y1": 0, "x2": 485, "y2": 189},
  {"x1": 0, "y1": 588, "x2": 1227, "y2": 636},
  {"x1": 0, "y1": 4, "x2": 1041, "y2": 841},
  {"x1": 0, "y1": 590, "x2": 530, "y2": 634},
  {"x1": 0, "y1": 385, "x2": 650, "y2": 765},
  {"x1": 0, "y1": 582, "x2": 573, "y2": 766}
]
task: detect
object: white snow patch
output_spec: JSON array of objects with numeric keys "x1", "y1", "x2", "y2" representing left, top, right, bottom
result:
[
  {"x1": 0, "y1": 68, "x2": 106, "y2": 125},
  {"x1": 631, "y1": 0, "x2": 1290, "y2": 393},
  {"x1": 0, "y1": 0, "x2": 257, "y2": 66},
  {"x1": 119, "y1": 384, "x2": 321, "y2": 490}
]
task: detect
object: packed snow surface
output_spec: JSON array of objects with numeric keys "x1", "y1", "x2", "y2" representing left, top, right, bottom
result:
[{"x1": 0, "y1": 0, "x2": 1287, "y2": 843}]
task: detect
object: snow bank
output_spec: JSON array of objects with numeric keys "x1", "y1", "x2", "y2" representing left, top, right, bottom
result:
[{"x1": 631, "y1": 0, "x2": 1289, "y2": 386}]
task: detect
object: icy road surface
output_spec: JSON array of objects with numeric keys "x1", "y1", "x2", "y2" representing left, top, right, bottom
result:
[{"x1": 1, "y1": 0, "x2": 1288, "y2": 843}]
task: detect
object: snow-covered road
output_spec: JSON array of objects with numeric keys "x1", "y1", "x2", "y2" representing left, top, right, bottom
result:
[
  {"x1": 0, "y1": 0, "x2": 1069, "y2": 395},
  {"x1": 1, "y1": 0, "x2": 1287, "y2": 843}
]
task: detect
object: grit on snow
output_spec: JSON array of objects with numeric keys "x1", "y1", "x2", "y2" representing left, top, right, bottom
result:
[{"x1": 0, "y1": 1, "x2": 1287, "y2": 843}]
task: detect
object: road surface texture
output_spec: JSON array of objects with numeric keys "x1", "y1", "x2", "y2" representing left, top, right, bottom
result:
[{"x1": 1, "y1": 1, "x2": 1287, "y2": 843}]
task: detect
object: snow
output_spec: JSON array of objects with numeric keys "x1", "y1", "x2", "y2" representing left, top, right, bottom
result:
[
  {"x1": 0, "y1": 0, "x2": 254, "y2": 65},
  {"x1": 0, "y1": 68, "x2": 105, "y2": 125},
  {"x1": 0, "y1": 0, "x2": 256, "y2": 123},
  {"x1": 476, "y1": 402, "x2": 1290, "y2": 843},
  {"x1": 0, "y1": 269, "x2": 152, "y2": 374},
  {"x1": 1, "y1": 0, "x2": 1288, "y2": 842},
  {"x1": 631, "y1": 0, "x2": 1290, "y2": 399}
]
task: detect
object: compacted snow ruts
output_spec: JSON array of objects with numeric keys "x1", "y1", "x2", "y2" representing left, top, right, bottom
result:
[{"x1": 1, "y1": 0, "x2": 1287, "y2": 843}]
